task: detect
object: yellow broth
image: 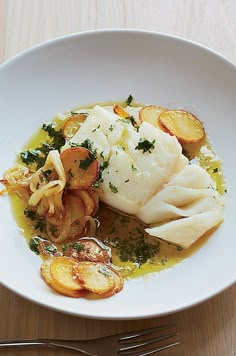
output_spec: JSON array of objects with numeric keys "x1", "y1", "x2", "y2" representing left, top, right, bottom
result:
[{"x1": 9, "y1": 102, "x2": 225, "y2": 279}]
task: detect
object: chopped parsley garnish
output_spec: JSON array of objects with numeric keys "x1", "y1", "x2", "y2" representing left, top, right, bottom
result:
[
  {"x1": 93, "y1": 160, "x2": 110, "y2": 187},
  {"x1": 41, "y1": 123, "x2": 65, "y2": 150},
  {"x1": 98, "y1": 265, "x2": 111, "y2": 277},
  {"x1": 44, "y1": 244, "x2": 57, "y2": 254},
  {"x1": 70, "y1": 111, "x2": 78, "y2": 116},
  {"x1": 110, "y1": 234, "x2": 159, "y2": 267},
  {"x1": 92, "y1": 124, "x2": 101, "y2": 132},
  {"x1": 20, "y1": 123, "x2": 65, "y2": 169},
  {"x1": 70, "y1": 138, "x2": 94, "y2": 152},
  {"x1": 176, "y1": 246, "x2": 182, "y2": 251},
  {"x1": 102, "y1": 160, "x2": 109, "y2": 169},
  {"x1": 29, "y1": 236, "x2": 58, "y2": 255},
  {"x1": 131, "y1": 164, "x2": 137, "y2": 171},
  {"x1": 24, "y1": 208, "x2": 37, "y2": 220},
  {"x1": 78, "y1": 138, "x2": 93, "y2": 151},
  {"x1": 109, "y1": 182, "x2": 118, "y2": 193},
  {"x1": 34, "y1": 219, "x2": 46, "y2": 233},
  {"x1": 213, "y1": 168, "x2": 218, "y2": 173},
  {"x1": 109, "y1": 125, "x2": 114, "y2": 131},
  {"x1": 41, "y1": 169, "x2": 52, "y2": 182},
  {"x1": 125, "y1": 179, "x2": 129, "y2": 183},
  {"x1": 79, "y1": 151, "x2": 96, "y2": 170},
  {"x1": 126, "y1": 94, "x2": 133, "y2": 106},
  {"x1": 29, "y1": 237, "x2": 40, "y2": 255},
  {"x1": 135, "y1": 138, "x2": 156, "y2": 153},
  {"x1": 68, "y1": 242, "x2": 84, "y2": 251},
  {"x1": 24, "y1": 208, "x2": 46, "y2": 233},
  {"x1": 128, "y1": 115, "x2": 139, "y2": 130}
]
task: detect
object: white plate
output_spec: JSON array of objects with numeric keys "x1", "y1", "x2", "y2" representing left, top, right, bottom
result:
[{"x1": 0, "y1": 30, "x2": 235, "y2": 320}]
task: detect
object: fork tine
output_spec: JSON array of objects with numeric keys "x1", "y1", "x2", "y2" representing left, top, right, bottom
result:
[
  {"x1": 117, "y1": 324, "x2": 176, "y2": 341},
  {"x1": 120, "y1": 340, "x2": 180, "y2": 356},
  {"x1": 119, "y1": 332, "x2": 179, "y2": 351}
]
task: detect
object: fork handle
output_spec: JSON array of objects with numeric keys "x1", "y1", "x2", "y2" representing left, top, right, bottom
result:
[{"x1": 0, "y1": 339, "x2": 91, "y2": 354}]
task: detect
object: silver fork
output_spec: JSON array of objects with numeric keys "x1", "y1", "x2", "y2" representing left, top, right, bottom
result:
[{"x1": 0, "y1": 324, "x2": 180, "y2": 355}]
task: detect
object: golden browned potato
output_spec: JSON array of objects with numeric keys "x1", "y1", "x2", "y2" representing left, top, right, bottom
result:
[
  {"x1": 139, "y1": 105, "x2": 166, "y2": 129},
  {"x1": 62, "y1": 114, "x2": 86, "y2": 139},
  {"x1": 43, "y1": 257, "x2": 85, "y2": 297},
  {"x1": 60, "y1": 147, "x2": 99, "y2": 190},
  {"x1": 113, "y1": 105, "x2": 130, "y2": 118},
  {"x1": 73, "y1": 261, "x2": 115, "y2": 296},
  {"x1": 158, "y1": 109, "x2": 205, "y2": 143},
  {"x1": 64, "y1": 238, "x2": 111, "y2": 264},
  {"x1": 102, "y1": 268, "x2": 124, "y2": 297}
]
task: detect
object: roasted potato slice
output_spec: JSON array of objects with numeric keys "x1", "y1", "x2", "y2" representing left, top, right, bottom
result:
[
  {"x1": 139, "y1": 105, "x2": 166, "y2": 129},
  {"x1": 65, "y1": 238, "x2": 111, "y2": 264},
  {"x1": 61, "y1": 147, "x2": 99, "y2": 189},
  {"x1": 50, "y1": 257, "x2": 85, "y2": 297},
  {"x1": 73, "y1": 261, "x2": 115, "y2": 295},
  {"x1": 158, "y1": 110, "x2": 205, "y2": 143},
  {"x1": 113, "y1": 105, "x2": 130, "y2": 119},
  {"x1": 112, "y1": 270, "x2": 124, "y2": 293},
  {"x1": 41, "y1": 258, "x2": 84, "y2": 297},
  {"x1": 62, "y1": 114, "x2": 86, "y2": 139}
]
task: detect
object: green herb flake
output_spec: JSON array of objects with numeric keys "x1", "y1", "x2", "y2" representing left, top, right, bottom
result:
[
  {"x1": 79, "y1": 151, "x2": 96, "y2": 170},
  {"x1": 131, "y1": 164, "x2": 137, "y2": 171},
  {"x1": 126, "y1": 94, "x2": 133, "y2": 106},
  {"x1": 34, "y1": 219, "x2": 46, "y2": 233},
  {"x1": 135, "y1": 138, "x2": 156, "y2": 153},
  {"x1": 176, "y1": 246, "x2": 182, "y2": 251},
  {"x1": 44, "y1": 244, "x2": 57, "y2": 254},
  {"x1": 213, "y1": 168, "x2": 219, "y2": 173},
  {"x1": 29, "y1": 237, "x2": 40, "y2": 255},
  {"x1": 92, "y1": 124, "x2": 101, "y2": 132},
  {"x1": 68, "y1": 242, "x2": 84, "y2": 252},
  {"x1": 98, "y1": 266, "x2": 111, "y2": 277},
  {"x1": 70, "y1": 111, "x2": 79, "y2": 116},
  {"x1": 109, "y1": 182, "x2": 118, "y2": 193},
  {"x1": 109, "y1": 125, "x2": 114, "y2": 131},
  {"x1": 20, "y1": 123, "x2": 65, "y2": 169},
  {"x1": 24, "y1": 208, "x2": 37, "y2": 220},
  {"x1": 41, "y1": 169, "x2": 52, "y2": 182},
  {"x1": 62, "y1": 244, "x2": 68, "y2": 251}
]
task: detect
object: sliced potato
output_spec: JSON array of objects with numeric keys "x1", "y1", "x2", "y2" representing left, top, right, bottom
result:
[
  {"x1": 62, "y1": 114, "x2": 86, "y2": 139},
  {"x1": 104, "y1": 268, "x2": 124, "y2": 296},
  {"x1": 113, "y1": 105, "x2": 130, "y2": 119},
  {"x1": 73, "y1": 261, "x2": 115, "y2": 295},
  {"x1": 112, "y1": 270, "x2": 124, "y2": 293},
  {"x1": 41, "y1": 258, "x2": 84, "y2": 297},
  {"x1": 61, "y1": 147, "x2": 99, "y2": 189},
  {"x1": 139, "y1": 105, "x2": 166, "y2": 129},
  {"x1": 50, "y1": 256, "x2": 85, "y2": 297},
  {"x1": 158, "y1": 110, "x2": 205, "y2": 143},
  {"x1": 65, "y1": 238, "x2": 111, "y2": 264},
  {"x1": 98, "y1": 268, "x2": 124, "y2": 298}
]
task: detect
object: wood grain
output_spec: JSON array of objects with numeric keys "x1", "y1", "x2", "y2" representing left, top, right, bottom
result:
[{"x1": 0, "y1": 1, "x2": 235, "y2": 355}]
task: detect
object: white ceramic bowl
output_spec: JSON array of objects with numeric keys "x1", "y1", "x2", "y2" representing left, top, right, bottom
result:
[{"x1": 0, "y1": 30, "x2": 235, "y2": 319}]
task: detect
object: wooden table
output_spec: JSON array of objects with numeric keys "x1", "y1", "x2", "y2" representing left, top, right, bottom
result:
[{"x1": 0, "y1": 1, "x2": 235, "y2": 355}]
